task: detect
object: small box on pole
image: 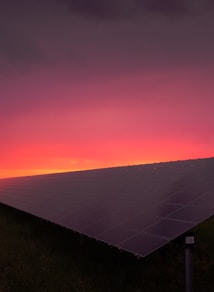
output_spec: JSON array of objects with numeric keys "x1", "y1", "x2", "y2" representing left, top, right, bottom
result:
[{"x1": 185, "y1": 234, "x2": 194, "y2": 292}]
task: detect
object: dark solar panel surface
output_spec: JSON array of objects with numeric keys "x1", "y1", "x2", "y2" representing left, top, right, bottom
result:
[{"x1": 0, "y1": 157, "x2": 214, "y2": 257}]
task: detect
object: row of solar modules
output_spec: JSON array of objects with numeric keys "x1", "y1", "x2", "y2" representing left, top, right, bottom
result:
[{"x1": 0, "y1": 157, "x2": 214, "y2": 257}]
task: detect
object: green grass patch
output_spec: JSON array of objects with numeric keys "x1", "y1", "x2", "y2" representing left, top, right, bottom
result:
[{"x1": 0, "y1": 203, "x2": 213, "y2": 291}]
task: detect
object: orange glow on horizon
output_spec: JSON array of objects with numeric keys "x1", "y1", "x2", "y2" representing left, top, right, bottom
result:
[
  {"x1": 0, "y1": 140, "x2": 212, "y2": 179},
  {"x1": 1, "y1": 154, "x2": 213, "y2": 179}
]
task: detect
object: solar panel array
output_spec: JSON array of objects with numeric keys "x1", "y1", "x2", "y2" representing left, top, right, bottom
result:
[{"x1": 0, "y1": 157, "x2": 214, "y2": 257}]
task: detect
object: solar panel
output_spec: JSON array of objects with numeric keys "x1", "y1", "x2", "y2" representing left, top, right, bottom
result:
[{"x1": 0, "y1": 157, "x2": 214, "y2": 257}]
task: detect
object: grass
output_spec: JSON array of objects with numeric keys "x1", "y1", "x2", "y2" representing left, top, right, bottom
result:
[{"x1": 0, "y1": 203, "x2": 214, "y2": 292}]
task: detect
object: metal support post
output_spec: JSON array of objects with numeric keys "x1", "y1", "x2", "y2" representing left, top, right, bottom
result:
[{"x1": 185, "y1": 235, "x2": 194, "y2": 292}]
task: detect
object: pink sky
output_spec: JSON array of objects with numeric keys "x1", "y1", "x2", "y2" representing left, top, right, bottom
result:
[{"x1": 0, "y1": 0, "x2": 214, "y2": 178}]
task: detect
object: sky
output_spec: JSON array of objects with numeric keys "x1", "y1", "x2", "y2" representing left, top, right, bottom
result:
[{"x1": 0, "y1": 0, "x2": 214, "y2": 178}]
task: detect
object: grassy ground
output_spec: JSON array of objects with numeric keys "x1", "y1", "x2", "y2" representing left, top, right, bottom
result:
[{"x1": 0, "y1": 203, "x2": 213, "y2": 292}]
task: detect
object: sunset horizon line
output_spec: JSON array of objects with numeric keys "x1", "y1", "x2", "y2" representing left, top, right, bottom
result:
[{"x1": 1, "y1": 156, "x2": 213, "y2": 180}]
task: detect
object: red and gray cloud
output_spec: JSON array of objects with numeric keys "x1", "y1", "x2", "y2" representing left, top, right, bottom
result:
[
  {"x1": 0, "y1": 0, "x2": 214, "y2": 177},
  {"x1": 1, "y1": 0, "x2": 214, "y2": 67}
]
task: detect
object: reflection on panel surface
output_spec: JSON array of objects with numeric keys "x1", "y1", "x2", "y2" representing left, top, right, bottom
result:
[{"x1": 0, "y1": 157, "x2": 214, "y2": 257}]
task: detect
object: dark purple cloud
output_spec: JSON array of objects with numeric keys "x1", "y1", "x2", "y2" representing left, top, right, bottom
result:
[
  {"x1": 68, "y1": 0, "x2": 119, "y2": 18},
  {"x1": 1, "y1": 0, "x2": 214, "y2": 70},
  {"x1": 0, "y1": 24, "x2": 45, "y2": 65},
  {"x1": 140, "y1": 0, "x2": 191, "y2": 15},
  {"x1": 64, "y1": 0, "x2": 214, "y2": 18}
]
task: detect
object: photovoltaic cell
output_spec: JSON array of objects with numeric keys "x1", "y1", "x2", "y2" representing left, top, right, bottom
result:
[
  {"x1": 168, "y1": 205, "x2": 214, "y2": 222},
  {"x1": 144, "y1": 219, "x2": 194, "y2": 239},
  {"x1": 0, "y1": 157, "x2": 214, "y2": 257},
  {"x1": 119, "y1": 233, "x2": 168, "y2": 256}
]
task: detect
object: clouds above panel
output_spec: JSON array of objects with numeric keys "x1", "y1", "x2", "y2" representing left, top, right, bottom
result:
[
  {"x1": 65, "y1": 0, "x2": 214, "y2": 18},
  {"x1": 1, "y1": 0, "x2": 214, "y2": 71},
  {"x1": 0, "y1": 0, "x2": 214, "y2": 178}
]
